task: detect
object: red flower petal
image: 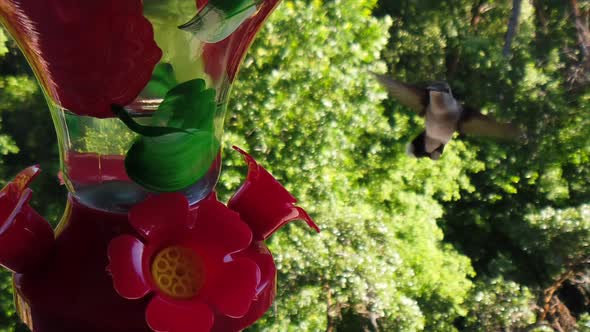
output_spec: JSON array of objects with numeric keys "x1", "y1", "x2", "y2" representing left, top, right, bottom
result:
[
  {"x1": 107, "y1": 235, "x2": 151, "y2": 300},
  {"x1": 8, "y1": 165, "x2": 40, "y2": 193},
  {"x1": 211, "y1": 242, "x2": 277, "y2": 332},
  {"x1": 228, "y1": 146, "x2": 319, "y2": 240},
  {"x1": 146, "y1": 296, "x2": 214, "y2": 332},
  {"x1": 129, "y1": 193, "x2": 190, "y2": 241},
  {"x1": 208, "y1": 258, "x2": 259, "y2": 318},
  {"x1": 0, "y1": 166, "x2": 54, "y2": 273},
  {"x1": 191, "y1": 194, "x2": 253, "y2": 259}
]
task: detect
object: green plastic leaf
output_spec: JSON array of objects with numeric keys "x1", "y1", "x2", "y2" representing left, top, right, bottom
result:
[
  {"x1": 117, "y1": 77, "x2": 219, "y2": 192},
  {"x1": 144, "y1": 63, "x2": 178, "y2": 98},
  {"x1": 151, "y1": 78, "x2": 216, "y2": 131},
  {"x1": 211, "y1": 0, "x2": 254, "y2": 14},
  {"x1": 125, "y1": 129, "x2": 220, "y2": 192}
]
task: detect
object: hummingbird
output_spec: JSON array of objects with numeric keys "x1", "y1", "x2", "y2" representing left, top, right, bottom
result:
[{"x1": 373, "y1": 73, "x2": 523, "y2": 160}]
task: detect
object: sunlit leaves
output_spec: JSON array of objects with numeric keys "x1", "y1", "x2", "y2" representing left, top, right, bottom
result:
[
  {"x1": 0, "y1": 134, "x2": 18, "y2": 156},
  {"x1": 0, "y1": 76, "x2": 38, "y2": 111},
  {"x1": 219, "y1": 0, "x2": 476, "y2": 330},
  {"x1": 0, "y1": 29, "x2": 7, "y2": 56},
  {"x1": 463, "y1": 278, "x2": 537, "y2": 330},
  {"x1": 520, "y1": 205, "x2": 590, "y2": 275}
]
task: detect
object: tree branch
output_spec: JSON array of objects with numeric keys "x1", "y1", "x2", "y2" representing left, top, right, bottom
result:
[
  {"x1": 570, "y1": 0, "x2": 590, "y2": 62},
  {"x1": 325, "y1": 284, "x2": 334, "y2": 332},
  {"x1": 471, "y1": 1, "x2": 494, "y2": 28},
  {"x1": 538, "y1": 256, "x2": 590, "y2": 329},
  {"x1": 503, "y1": 0, "x2": 523, "y2": 57},
  {"x1": 532, "y1": 0, "x2": 549, "y2": 33}
]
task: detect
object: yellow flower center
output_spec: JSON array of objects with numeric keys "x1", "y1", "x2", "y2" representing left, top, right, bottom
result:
[{"x1": 151, "y1": 246, "x2": 205, "y2": 299}]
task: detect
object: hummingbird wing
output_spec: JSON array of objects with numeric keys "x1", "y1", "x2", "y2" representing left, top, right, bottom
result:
[
  {"x1": 372, "y1": 73, "x2": 428, "y2": 115},
  {"x1": 458, "y1": 106, "x2": 524, "y2": 140}
]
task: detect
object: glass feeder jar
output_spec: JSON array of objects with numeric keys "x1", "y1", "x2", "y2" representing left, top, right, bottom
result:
[{"x1": 1, "y1": 0, "x2": 280, "y2": 212}]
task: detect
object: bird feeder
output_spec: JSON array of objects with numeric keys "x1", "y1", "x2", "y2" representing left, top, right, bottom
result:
[{"x1": 0, "y1": 1, "x2": 318, "y2": 331}]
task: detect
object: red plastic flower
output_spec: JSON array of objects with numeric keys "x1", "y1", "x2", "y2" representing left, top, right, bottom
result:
[
  {"x1": 107, "y1": 193, "x2": 259, "y2": 332},
  {"x1": 228, "y1": 146, "x2": 320, "y2": 240},
  {"x1": 0, "y1": 0, "x2": 161, "y2": 118},
  {"x1": 107, "y1": 146, "x2": 318, "y2": 331},
  {"x1": 0, "y1": 166, "x2": 54, "y2": 273}
]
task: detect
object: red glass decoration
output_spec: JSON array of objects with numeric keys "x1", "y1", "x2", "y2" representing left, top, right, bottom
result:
[
  {"x1": 15, "y1": 196, "x2": 150, "y2": 332},
  {"x1": 0, "y1": 0, "x2": 162, "y2": 118}
]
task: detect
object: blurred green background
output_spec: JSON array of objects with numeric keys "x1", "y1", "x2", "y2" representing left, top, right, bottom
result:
[{"x1": 1, "y1": 0, "x2": 590, "y2": 331}]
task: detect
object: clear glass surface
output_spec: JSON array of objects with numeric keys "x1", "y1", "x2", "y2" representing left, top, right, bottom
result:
[{"x1": 1, "y1": 0, "x2": 280, "y2": 212}]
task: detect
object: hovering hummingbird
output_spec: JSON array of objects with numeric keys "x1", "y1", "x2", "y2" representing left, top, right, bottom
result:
[{"x1": 373, "y1": 73, "x2": 523, "y2": 160}]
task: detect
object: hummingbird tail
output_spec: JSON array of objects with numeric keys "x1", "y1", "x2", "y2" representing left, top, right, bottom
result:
[{"x1": 407, "y1": 132, "x2": 444, "y2": 160}]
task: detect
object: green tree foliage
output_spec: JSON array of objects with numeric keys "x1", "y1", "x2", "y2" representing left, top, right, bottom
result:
[
  {"x1": 0, "y1": 30, "x2": 18, "y2": 161},
  {"x1": 219, "y1": 0, "x2": 478, "y2": 330},
  {"x1": 519, "y1": 205, "x2": 590, "y2": 276},
  {"x1": 376, "y1": 0, "x2": 590, "y2": 330},
  {"x1": 0, "y1": 27, "x2": 63, "y2": 332},
  {"x1": 462, "y1": 277, "x2": 537, "y2": 330}
]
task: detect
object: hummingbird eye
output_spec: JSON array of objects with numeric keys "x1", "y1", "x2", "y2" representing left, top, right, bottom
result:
[{"x1": 443, "y1": 84, "x2": 452, "y2": 94}]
